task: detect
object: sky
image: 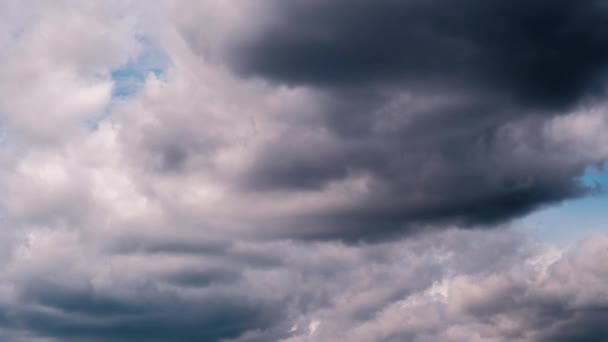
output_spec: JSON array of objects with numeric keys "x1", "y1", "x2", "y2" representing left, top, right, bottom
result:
[
  {"x1": 517, "y1": 163, "x2": 608, "y2": 244},
  {"x1": 0, "y1": 1, "x2": 608, "y2": 341}
]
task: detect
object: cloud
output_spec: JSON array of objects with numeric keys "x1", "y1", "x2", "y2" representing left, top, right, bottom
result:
[
  {"x1": 0, "y1": 1, "x2": 607, "y2": 341},
  {"x1": 2, "y1": 227, "x2": 608, "y2": 342},
  {"x1": 0, "y1": 1, "x2": 141, "y2": 142},
  {"x1": 230, "y1": 0, "x2": 608, "y2": 109},
  {"x1": 166, "y1": 0, "x2": 608, "y2": 239}
]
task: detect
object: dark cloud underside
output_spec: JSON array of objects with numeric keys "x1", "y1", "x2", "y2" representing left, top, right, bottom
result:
[
  {"x1": 184, "y1": 0, "x2": 608, "y2": 239},
  {"x1": 235, "y1": 0, "x2": 608, "y2": 109}
]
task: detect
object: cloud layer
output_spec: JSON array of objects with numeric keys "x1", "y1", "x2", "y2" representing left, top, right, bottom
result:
[
  {"x1": 173, "y1": 0, "x2": 608, "y2": 239},
  {"x1": 2, "y1": 228, "x2": 608, "y2": 342},
  {"x1": 0, "y1": 1, "x2": 607, "y2": 341}
]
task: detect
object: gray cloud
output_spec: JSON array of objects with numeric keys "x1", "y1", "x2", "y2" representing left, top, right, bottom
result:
[
  {"x1": 232, "y1": 0, "x2": 608, "y2": 109},
  {"x1": 163, "y1": 0, "x2": 608, "y2": 239},
  {"x1": 2, "y1": 228, "x2": 608, "y2": 342},
  {"x1": 0, "y1": 1, "x2": 607, "y2": 341}
]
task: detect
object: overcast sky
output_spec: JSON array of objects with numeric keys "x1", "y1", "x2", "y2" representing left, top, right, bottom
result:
[{"x1": 1, "y1": 1, "x2": 608, "y2": 341}]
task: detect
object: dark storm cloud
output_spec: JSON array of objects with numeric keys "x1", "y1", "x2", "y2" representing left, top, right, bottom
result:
[
  {"x1": 541, "y1": 310, "x2": 608, "y2": 342},
  {"x1": 17, "y1": 300, "x2": 281, "y2": 342},
  {"x1": 243, "y1": 94, "x2": 590, "y2": 240},
  {"x1": 5, "y1": 271, "x2": 287, "y2": 342},
  {"x1": 4, "y1": 229, "x2": 608, "y2": 342},
  {"x1": 234, "y1": 0, "x2": 608, "y2": 109},
  {"x1": 180, "y1": 0, "x2": 608, "y2": 239}
]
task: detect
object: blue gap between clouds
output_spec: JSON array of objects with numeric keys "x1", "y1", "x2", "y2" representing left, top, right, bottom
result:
[
  {"x1": 87, "y1": 37, "x2": 170, "y2": 130},
  {"x1": 111, "y1": 36, "x2": 169, "y2": 99},
  {"x1": 517, "y1": 162, "x2": 608, "y2": 244}
]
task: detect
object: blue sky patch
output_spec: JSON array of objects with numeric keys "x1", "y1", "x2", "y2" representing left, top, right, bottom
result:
[
  {"x1": 111, "y1": 36, "x2": 170, "y2": 99},
  {"x1": 517, "y1": 163, "x2": 608, "y2": 244}
]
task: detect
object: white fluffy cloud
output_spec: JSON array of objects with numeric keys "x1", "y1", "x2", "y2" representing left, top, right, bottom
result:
[{"x1": 0, "y1": 0, "x2": 140, "y2": 141}]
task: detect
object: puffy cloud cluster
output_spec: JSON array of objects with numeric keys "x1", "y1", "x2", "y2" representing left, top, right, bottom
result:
[
  {"x1": 171, "y1": 0, "x2": 608, "y2": 239},
  {"x1": 2, "y1": 227, "x2": 608, "y2": 342},
  {"x1": 0, "y1": 0, "x2": 607, "y2": 341},
  {"x1": 0, "y1": 0, "x2": 143, "y2": 142}
]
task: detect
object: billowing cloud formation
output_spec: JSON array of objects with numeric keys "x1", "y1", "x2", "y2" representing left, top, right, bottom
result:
[
  {"x1": 2, "y1": 228, "x2": 608, "y2": 342},
  {"x1": 232, "y1": 0, "x2": 608, "y2": 107},
  {"x1": 0, "y1": 1, "x2": 608, "y2": 341},
  {"x1": 171, "y1": 0, "x2": 608, "y2": 238},
  {"x1": 2, "y1": 0, "x2": 608, "y2": 239}
]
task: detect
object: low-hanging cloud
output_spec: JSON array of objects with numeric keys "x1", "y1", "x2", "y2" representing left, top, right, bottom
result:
[
  {"x1": 2, "y1": 228, "x2": 608, "y2": 342},
  {"x1": 172, "y1": 0, "x2": 608, "y2": 238}
]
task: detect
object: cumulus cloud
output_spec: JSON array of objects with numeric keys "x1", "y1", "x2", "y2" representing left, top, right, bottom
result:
[
  {"x1": 0, "y1": 1, "x2": 142, "y2": 142},
  {"x1": 0, "y1": 1, "x2": 607, "y2": 341},
  {"x1": 167, "y1": 0, "x2": 608, "y2": 239}
]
